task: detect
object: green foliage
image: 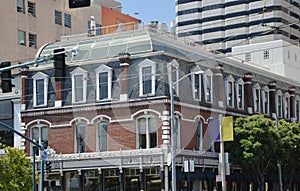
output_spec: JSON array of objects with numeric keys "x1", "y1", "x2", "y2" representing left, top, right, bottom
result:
[
  {"x1": 277, "y1": 120, "x2": 300, "y2": 190},
  {"x1": 227, "y1": 114, "x2": 300, "y2": 190},
  {"x1": 228, "y1": 115, "x2": 279, "y2": 173},
  {"x1": 0, "y1": 146, "x2": 32, "y2": 191}
]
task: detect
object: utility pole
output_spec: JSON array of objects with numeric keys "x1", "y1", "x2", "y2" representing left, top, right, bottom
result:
[{"x1": 219, "y1": 115, "x2": 226, "y2": 191}]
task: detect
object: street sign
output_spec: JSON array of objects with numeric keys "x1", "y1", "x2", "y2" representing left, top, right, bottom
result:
[
  {"x1": 184, "y1": 160, "x2": 195, "y2": 172},
  {"x1": 41, "y1": 150, "x2": 48, "y2": 160}
]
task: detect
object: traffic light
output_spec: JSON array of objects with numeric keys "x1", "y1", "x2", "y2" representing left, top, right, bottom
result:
[
  {"x1": 0, "y1": 62, "x2": 12, "y2": 93},
  {"x1": 46, "y1": 161, "x2": 52, "y2": 173},
  {"x1": 53, "y1": 48, "x2": 66, "y2": 81},
  {"x1": 69, "y1": 0, "x2": 90, "y2": 8}
]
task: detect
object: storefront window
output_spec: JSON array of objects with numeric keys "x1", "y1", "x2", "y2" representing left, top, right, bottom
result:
[
  {"x1": 65, "y1": 171, "x2": 79, "y2": 191},
  {"x1": 83, "y1": 170, "x2": 99, "y2": 191},
  {"x1": 103, "y1": 169, "x2": 119, "y2": 191}
]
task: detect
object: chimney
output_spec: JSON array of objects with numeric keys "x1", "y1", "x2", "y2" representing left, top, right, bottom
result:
[
  {"x1": 119, "y1": 53, "x2": 130, "y2": 101},
  {"x1": 89, "y1": 16, "x2": 96, "y2": 36},
  {"x1": 244, "y1": 73, "x2": 253, "y2": 113},
  {"x1": 215, "y1": 64, "x2": 224, "y2": 108}
]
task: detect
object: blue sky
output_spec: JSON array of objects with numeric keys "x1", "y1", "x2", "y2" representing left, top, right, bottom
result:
[{"x1": 117, "y1": 0, "x2": 175, "y2": 25}]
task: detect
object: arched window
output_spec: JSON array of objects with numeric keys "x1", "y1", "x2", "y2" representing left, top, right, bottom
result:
[
  {"x1": 136, "y1": 115, "x2": 158, "y2": 149},
  {"x1": 196, "y1": 121, "x2": 203, "y2": 151},
  {"x1": 31, "y1": 125, "x2": 48, "y2": 155},
  {"x1": 97, "y1": 121, "x2": 108, "y2": 152},
  {"x1": 75, "y1": 124, "x2": 86, "y2": 153},
  {"x1": 174, "y1": 116, "x2": 180, "y2": 149}
]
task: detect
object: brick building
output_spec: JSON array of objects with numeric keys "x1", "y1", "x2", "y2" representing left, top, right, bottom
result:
[{"x1": 21, "y1": 23, "x2": 300, "y2": 190}]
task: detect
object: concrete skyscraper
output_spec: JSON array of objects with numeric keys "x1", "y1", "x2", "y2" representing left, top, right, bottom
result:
[{"x1": 176, "y1": 0, "x2": 300, "y2": 53}]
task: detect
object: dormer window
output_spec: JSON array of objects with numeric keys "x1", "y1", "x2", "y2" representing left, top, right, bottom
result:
[
  {"x1": 235, "y1": 78, "x2": 244, "y2": 110},
  {"x1": 71, "y1": 68, "x2": 88, "y2": 103},
  {"x1": 226, "y1": 75, "x2": 235, "y2": 108},
  {"x1": 253, "y1": 83, "x2": 261, "y2": 113},
  {"x1": 32, "y1": 72, "x2": 49, "y2": 107},
  {"x1": 283, "y1": 92, "x2": 290, "y2": 119},
  {"x1": 276, "y1": 90, "x2": 283, "y2": 118},
  {"x1": 204, "y1": 69, "x2": 213, "y2": 103},
  {"x1": 295, "y1": 96, "x2": 300, "y2": 121},
  {"x1": 95, "y1": 65, "x2": 112, "y2": 101},
  {"x1": 191, "y1": 66, "x2": 203, "y2": 101},
  {"x1": 262, "y1": 86, "x2": 269, "y2": 115},
  {"x1": 139, "y1": 59, "x2": 156, "y2": 97}
]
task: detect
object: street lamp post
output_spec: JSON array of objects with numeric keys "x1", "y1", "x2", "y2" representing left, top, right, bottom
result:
[
  {"x1": 168, "y1": 63, "x2": 176, "y2": 191},
  {"x1": 275, "y1": 114, "x2": 283, "y2": 191},
  {"x1": 168, "y1": 63, "x2": 203, "y2": 190}
]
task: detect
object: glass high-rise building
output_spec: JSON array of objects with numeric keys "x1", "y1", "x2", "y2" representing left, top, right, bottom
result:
[{"x1": 176, "y1": 0, "x2": 300, "y2": 53}]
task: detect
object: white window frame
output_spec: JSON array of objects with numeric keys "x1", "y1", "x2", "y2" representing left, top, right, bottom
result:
[
  {"x1": 96, "y1": 121, "x2": 108, "y2": 152},
  {"x1": 74, "y1": 123, "x2": 86, "y2": 153},
  {"x1": 204, "y1": 69, "x2": 213, "y2": 103},
  {"x1": 197, "y1": 121, "x2": 203, "y2": 151},
  {"x1": 262, "y1": 86, "x2": 270, "y2": 115},
  {"x1": 95, "y1": 65, "x2": 112, "y2": 101},
  {"x1": 283, "y1": 92, "x2": 290, "y2": 119},
  {"x1": 138, "y1": 59, "x2": 156, "y2": 97},
  {"x1": 226, "y1": 75, "x2": 235, "y2": 108},
  {"x1": 276, "y1": 90, "x2": 283, "y2": 118},
  {"x1": 295, "y1": 95, "x2": 300, "y2": 121},
  {"x1": 235, "y1": 78, "x2": 244, "y2": 110},
  {"x1": 32, "y1": 72, "x2": 49, "y2": 107},
  {"x1": 252, "y1": 83, "x2": 261, "y2": 113},
  {"x1": 30, "y1": 125, "x2": 48, "y2": 156},
  {"x1": 136, "y1": 115, "x2": 158, "y2": 149},
  {"x1": 174, "y1": 116, "x2": 180, "y2": 149},
  {"x1": 191, "y1": 66, "x2": 203, "y2": 101},
  {"x1": 71, "y1": 68, "x2": 88, "y2": 104}
]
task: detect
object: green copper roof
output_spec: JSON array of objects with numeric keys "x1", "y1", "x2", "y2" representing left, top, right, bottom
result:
[{"x1": 39, "y1": 29, "x2": 153, "y2": 62}]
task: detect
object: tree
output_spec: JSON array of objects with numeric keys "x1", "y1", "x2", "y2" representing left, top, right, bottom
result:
[
  {"x1": 277, "y1": 120, "x2": 300, "y2": 190},
  {"x1": 0, "y1": 143, "x2": 32, "y2": 191},
  {"x1": 227, "y1": 115, "x2": 280, "y2": 191}
]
